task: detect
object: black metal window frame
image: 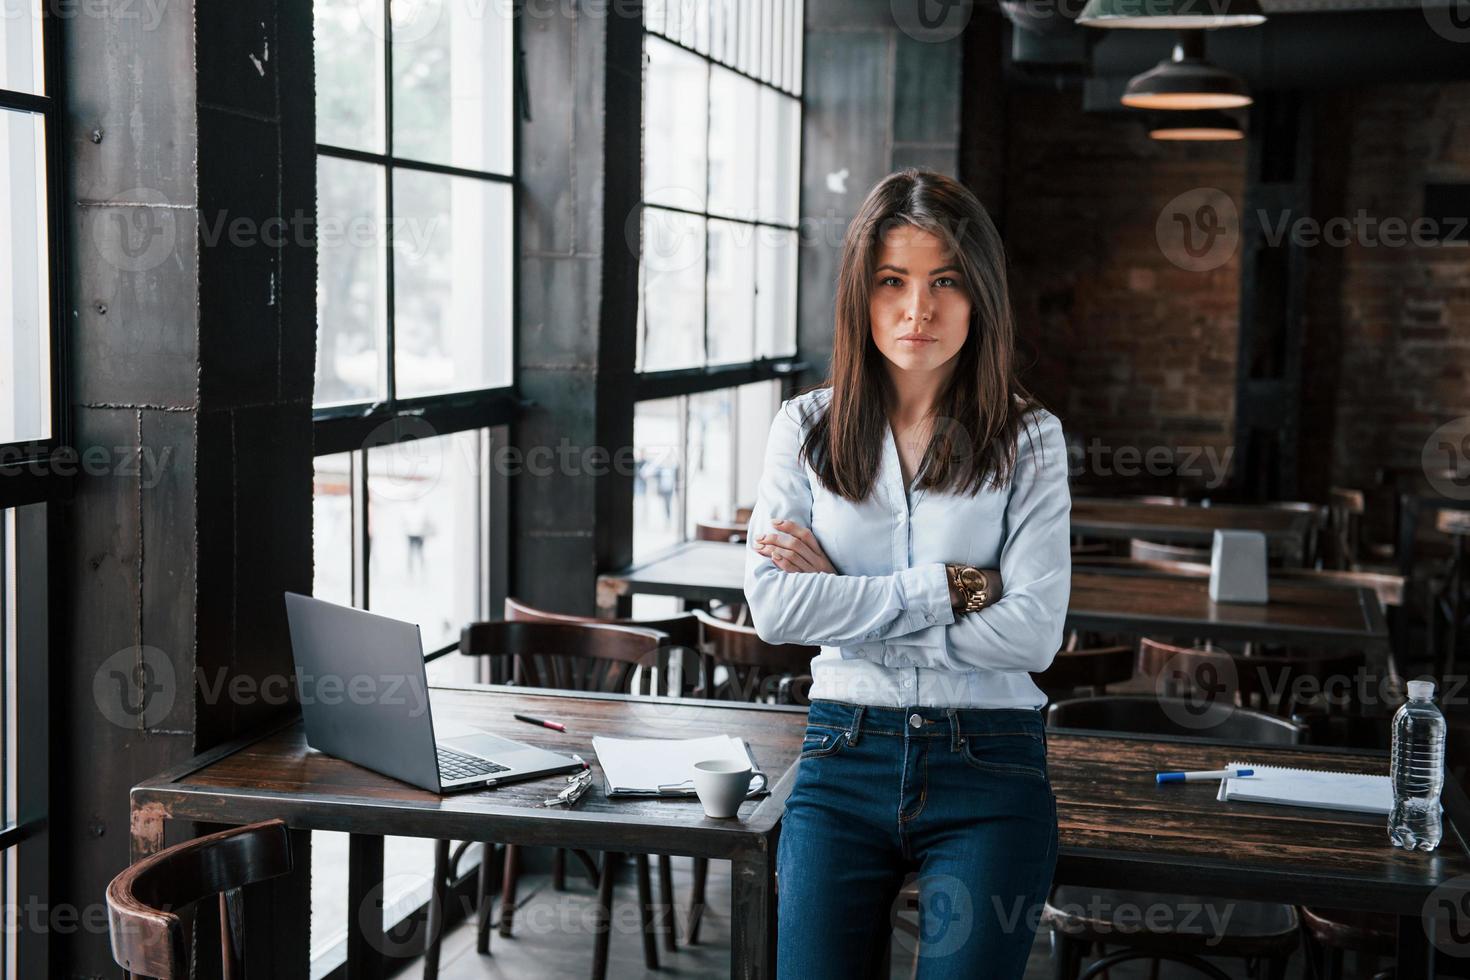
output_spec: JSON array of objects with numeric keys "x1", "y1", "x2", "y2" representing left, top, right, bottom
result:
[
  {"x1": 312, "y1": 0, "x2": 524, "y2": 457},
  {"x1": 0, "y1": 8, "x2": 70, "y2": 512},
  {"x1": 308, "y1": 5, "x2": 520, "y2": 974},
  {"x1": 634, "y1": 1, "x2": 807, "y2": 405}
]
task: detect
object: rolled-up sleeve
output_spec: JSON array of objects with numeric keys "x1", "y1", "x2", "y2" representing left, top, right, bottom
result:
[
  {"x1": 939, "y1": 411, "x2": 1072, "y2": 672},
  {"x1": 743, "y1": 401, "x2": 955, "y2": 647}
]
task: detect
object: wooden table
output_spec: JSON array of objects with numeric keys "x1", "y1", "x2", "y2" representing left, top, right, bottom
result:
[
  {"x1": 599, "y1": 542, "x2": 1390, "y2": 652},
  {"x1": 1046, "y1": 729, "x2": 1470, "y2": 978},
  {"x1": 130, "y1": 685, "x2": 1470, "y2": 977},
  {"x1": 1071, "y1": 497, "x2": 1314, "y2": 564},
  {"x1": 132, "y1": 686, "x2": 802, "y2": 980}
]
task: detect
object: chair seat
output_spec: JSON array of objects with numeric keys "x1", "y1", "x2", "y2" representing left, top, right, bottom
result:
[
  {"x1": 1044, "y1": 885, "x2": 1299, "y2": 958},
  {"x1": 1300, "y1": 905, "x2": 1397, "y2": 955}
]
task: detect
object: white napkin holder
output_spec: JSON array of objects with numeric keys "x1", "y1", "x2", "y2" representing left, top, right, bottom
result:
[{"x1": 1208, "y1": 529, "x2": 1268, "y2": 604}]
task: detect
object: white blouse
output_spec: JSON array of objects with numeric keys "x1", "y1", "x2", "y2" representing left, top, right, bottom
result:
[{"x1": 742, "y1": 386, "x2": 1072, "y2": 709}]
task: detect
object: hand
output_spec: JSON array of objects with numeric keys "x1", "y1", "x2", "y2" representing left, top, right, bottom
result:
[{"x1": 753, "y1": 519, "x2": 838, "y2": 574}]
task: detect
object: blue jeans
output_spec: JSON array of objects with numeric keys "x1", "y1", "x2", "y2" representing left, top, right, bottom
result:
[{"x1": 776, "y1": 699, "x2": 1058, "y2": 979}]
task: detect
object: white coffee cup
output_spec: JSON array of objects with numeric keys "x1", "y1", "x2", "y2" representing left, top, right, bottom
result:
[{"x1": 692, "y1": 759, "x2": 754, "y2": 818}]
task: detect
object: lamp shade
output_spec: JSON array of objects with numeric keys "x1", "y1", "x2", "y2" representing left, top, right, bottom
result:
[
  {"x1": 1148, "y1": 110, "x2": 1245, "y2": 141},
  {"x1": 1120, "y1": 33, "x2": 1252, "y2": 109},
  {"x1": 1077, "y1": 0, "x2": 1265, "y2": 29}
]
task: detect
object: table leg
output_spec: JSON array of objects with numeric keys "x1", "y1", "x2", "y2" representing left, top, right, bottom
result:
[
  {"x1": 1397, "y1": 911, "x2": 1437, "y2": 979},
  {"x1": 730, "y1": 850, "x2": 776, "y2": 980},
  {"x1": 347, "y1": 834, "x2": 386, "y2": 980}
]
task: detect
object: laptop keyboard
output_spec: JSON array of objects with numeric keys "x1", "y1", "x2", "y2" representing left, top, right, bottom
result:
[{"x1": 438, "y1": 746, "x2": 511, "y2": 781}]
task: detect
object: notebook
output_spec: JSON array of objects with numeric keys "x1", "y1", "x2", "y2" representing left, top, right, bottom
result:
[
  {"x1": 1215, "y1": 761, "x2": 1393, "y2": 815},
  {"x1": 592, "y1": 734, "x2": 769, "y2": 799}
]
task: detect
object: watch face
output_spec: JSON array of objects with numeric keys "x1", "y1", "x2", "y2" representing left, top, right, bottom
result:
[{"x1": 959, "y1": 568, "x2": 984, "y2": 589}]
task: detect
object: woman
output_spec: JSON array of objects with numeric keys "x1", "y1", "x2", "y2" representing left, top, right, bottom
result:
[{"x1": 744, "y1": 169, "x2": 1070, "y2": 979}]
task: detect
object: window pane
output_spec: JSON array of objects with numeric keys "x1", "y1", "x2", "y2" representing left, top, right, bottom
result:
[
  {"x1": 643, "y1": 36, "x2": 707, "y2": 210},
  {"x1": 392, "y1": 172, "x2": 512, "y2": 397},
  {"x1": 758, "y1": 88, "x2": 800, "y2": 225},
  {"x1": 0, "y1": 0, "x2": 44, "y2": 95},
  {"x1": 638, "y1": 208, "x2": 705, "y2": 371},
  {"x1": 634, "y1": 397, "x2": 684, "y2": 560},
  {"x1": 392, "y1": 0, "x2": 512, "y2": 174},
  {"x1": 686, "y1": 389, "x2": 734, "y2": 535},
  {"x1": 736, "y1": 380, "x2": 781, "y2": 506},
  {"x1": 366, "y1": 431, "x2": 483, "y2": 656},
  {"x1": 756, "y1": 227, "x2": 797, "y2": 357},
  {"x1": 691, "y1": 0, "x2": 710, "y2": 53},
  {"x1": 792, "y1": 0, "x2": 804, "y2": 96},
  {"x1": 316, "y1": 156, "x2": 387, "y2": 406},
  {"x1": 645, "y1": 0, "x2": 668, "y2": 36},
  {"x1": 0, "y1": 110, "x2": 50, "y2": 445},
  {"x1": 706, "y1": 219, "x2": 755, "y2": 365},
  {"x1": 313, "y1": 453, "x2": 354, "y2": 606},
  {"x1": 711, "y1": 0, "x2": 736, "y2": 66},
  {"x1": 707, "y1": 67, "x2": 757, "y2": 220},
  {"x1": 315, "y1": 0, "x2": 385, "y2": 153}
]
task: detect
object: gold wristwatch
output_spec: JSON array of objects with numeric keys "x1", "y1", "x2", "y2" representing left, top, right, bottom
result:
[{"x1": 946, "y1": 564, "x2": 989, "y2": 614}]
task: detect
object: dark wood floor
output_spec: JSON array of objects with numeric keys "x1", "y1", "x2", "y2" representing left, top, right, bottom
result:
[{"x1": 413, "y1": 856, "x2": 1302, "y2": 980}]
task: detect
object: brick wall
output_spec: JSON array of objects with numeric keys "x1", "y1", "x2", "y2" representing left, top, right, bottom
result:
[
  {"x1": 997, "y1": 82, "x2": 1470, "y2": 501},
  {"x1": 1001, "y1": 89, "x2": 1247, "y2": 494},
  {"x1": 1327, "y1": 82, "x2": 1470, "y2": 499}
]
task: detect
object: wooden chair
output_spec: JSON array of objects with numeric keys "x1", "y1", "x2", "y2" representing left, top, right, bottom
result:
[
  {"x1": 1032, "y1": 645, "x2": 1135, "y2": 702},
  {"x1": 498, "y1": 598, "x2": 698, "y2": 951},
  {"x1": 107, "y1": 818, "x2": 292, "y2": 979},
  {"x1": 734, "y1": 504, "x2": 754, "y2": 524},
  {"x1": 685, "y1": 609, "x2": 819, "y2": 944},
  {"x1": 1328, "y1": 486, "x2": 1397, "y2": 571},
  {"x1": 694, "y1": 519, "x2": 748, "y2": 544},
  {"x1": 1257, "y1": 500, "x2": 1328, "y2": 567},
  {"x1": 1429, "y1": 508, "x2": 1470, "y2": 677},
  {"x1": 1137, "y1": 636, "x2": 1370, "y2": 718},
  {"x1": 445, "y1": 620, "x2": 667, "y2": 980},
  {"x1": 1043, "y1": 698, "x2": 1301, "y2": 980},
  {"x1": 1129, "y1": 538, "x2": 1210, "y2": 564},
  {"x1": 690, "y1": 608, "x2": 818, "y2": 703}
]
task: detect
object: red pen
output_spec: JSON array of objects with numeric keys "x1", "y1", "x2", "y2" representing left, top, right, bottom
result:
[{"x1": 514, "y1": 713, "x2": 566, "y2": 732}]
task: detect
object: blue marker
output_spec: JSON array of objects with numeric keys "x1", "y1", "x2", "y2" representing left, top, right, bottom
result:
[{"x1": 1156, "y1": 767, "x2": 1253, "y2": 784}]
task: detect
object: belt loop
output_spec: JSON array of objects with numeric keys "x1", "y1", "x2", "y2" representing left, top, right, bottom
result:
[
  {"x1": 946, "y1": 707, "x2": 961, "y2": 751},
  {"x1": 847, "y1": 705, "x2": 866, "y2": 746}
]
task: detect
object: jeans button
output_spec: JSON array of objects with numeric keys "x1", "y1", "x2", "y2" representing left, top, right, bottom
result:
[{"x1": 909, "y1": 713, "x2": 922, "y2": 729}]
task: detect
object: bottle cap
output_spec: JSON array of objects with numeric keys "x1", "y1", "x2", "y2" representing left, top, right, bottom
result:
[{"x1": 1407, "y1": 679, "x2": 1436, "y2": 701}]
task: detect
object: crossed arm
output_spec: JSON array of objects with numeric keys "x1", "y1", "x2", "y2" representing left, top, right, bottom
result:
[{"x1": 743, "y1": 403, "x2": 1071, "y2": 673}]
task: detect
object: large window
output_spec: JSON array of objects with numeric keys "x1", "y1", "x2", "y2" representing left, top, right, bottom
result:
[
  {"x1": 1, "y1": 7, "x2": 58, "y2": 975},
  {"x1": 1, "y1": 1, "x2": 61, "y2": 464},
  {"x1": 638, "y1": 1, "x2": 802, "y2": 372},
  {"x1": 633, "y1": 1, "x2": 804, "y2": 559},
  {"x1": 312, "y1": 0, "x2": 516, "y2": 971},
  {"x1": 315, "y1": 0, "x2": 514, "y2": 407}
]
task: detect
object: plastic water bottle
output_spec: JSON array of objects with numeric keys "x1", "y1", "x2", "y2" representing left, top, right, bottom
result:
[{"x1": 1389, "y1": 679, "x2": 1446, "y2": 851}]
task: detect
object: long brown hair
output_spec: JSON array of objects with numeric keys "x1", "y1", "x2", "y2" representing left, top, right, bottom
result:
[{"x1": 800, "y1": 168, "x2": 1044, "y2": 501}]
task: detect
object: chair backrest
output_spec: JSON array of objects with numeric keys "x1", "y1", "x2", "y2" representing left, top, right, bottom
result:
[
  {"x1": 1045, "y1": 695, "x2": 1305, "y2": 744},
  {"x1": 1271, "y1": 566, "x2": 1406, "y2": 608},
  {"x1": 503, "y1": 596, "x2": 701, "y2": 651},
  {"x1": 460, "y1": 620, "x2": 666, "y2": 694},
  {"x1": 691, "y1": 609, "x2": 818, "y2": 703},
  {"x1": 1437, "y1": 507, "x2": 1470, "y2": 538},
  {"x1": 1072, "y1": 554, "x2": 1210, "y2": 578},
  {"x1": 1032, "y1": 645, "x2": 1135, "y2": 700},
  {"x1": 108, "y1": 819, "x2": 292, "y2": 980},
  {"x1": 1128, "y1": 538, "x2": 1210, "y2": 564},
  {"x1": 1138, "y1": 636, "x2": 1369, "y2": 717},
  {"x1": 694, "y1": 520, "x2": 748, "y2": 544},
  {"x1": 1327, "y1": 486, "x2": 1367, "y2": 569}
]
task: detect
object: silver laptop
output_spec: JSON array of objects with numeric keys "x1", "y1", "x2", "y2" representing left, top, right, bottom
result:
[{"x1": 284, "y1": 593, "x2": 584, "y2": 793}]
